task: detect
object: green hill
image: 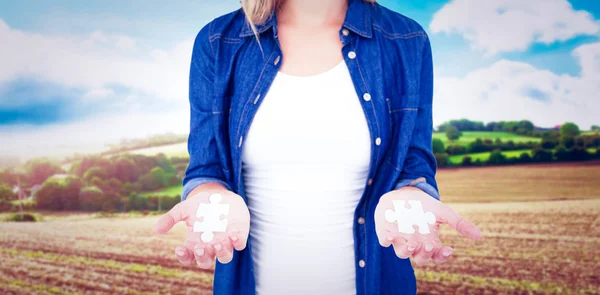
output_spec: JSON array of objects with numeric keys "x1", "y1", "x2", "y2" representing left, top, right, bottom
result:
[
  {"x1": 126, "y1": 142, "x2": 188, "y2": 158},
  {"x1": 433, "y1": 131, "x2": 541, "y2": 147}
]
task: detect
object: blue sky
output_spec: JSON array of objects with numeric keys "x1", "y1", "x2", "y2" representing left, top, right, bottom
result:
[{"x1": 0, "y1": 0, "x2": 599, "y2": 159}]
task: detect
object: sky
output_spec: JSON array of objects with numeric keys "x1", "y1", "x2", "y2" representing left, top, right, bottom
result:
[{"x1": 0, "y1": 0, "x2": 599, "y2": 160}]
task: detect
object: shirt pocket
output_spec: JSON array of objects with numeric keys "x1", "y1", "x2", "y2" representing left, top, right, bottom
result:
[{"x1": 384, "y1": 93, "x2": 420, "y2": 171}]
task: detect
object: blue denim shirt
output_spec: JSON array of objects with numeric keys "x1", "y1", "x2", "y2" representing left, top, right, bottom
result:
[{"x1": 181, "y1": 0, "x2": 440, "y2": 294}]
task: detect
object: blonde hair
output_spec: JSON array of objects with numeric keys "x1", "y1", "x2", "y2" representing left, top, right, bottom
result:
[{"x1": 241, "y1": 0, "x2": 376, "y2": 40}]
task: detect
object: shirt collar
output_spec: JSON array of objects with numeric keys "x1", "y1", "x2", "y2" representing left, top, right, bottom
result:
[{"x1": 238, "y1": 0, "x2": 372, "y2": 38}]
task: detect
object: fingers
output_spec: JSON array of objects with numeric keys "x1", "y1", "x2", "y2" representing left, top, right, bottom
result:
[
  {"x1": 228, "y1": 228, "x2": 247, "y2": 251},
  {"x1": 174, "y1": 245, "x2": 195, "y2": 266},
  {"x1": 438, "y1": 204, "x2": 482, "y2": 240},
  {"x1": 431, "y1": 245, "x2": 453, "y2": 265},
  {"x1": 154, "y1": 202, "x2": 185, "y2": 234},
  {"x1": 411, "y1": 236, "x2": 439, "y2": 266},
  {"x1": 378, "y1": 229, "x2": 395, "y2": 248},
  {"x1": 391, "y1": 234, "x2": 420, "y2": 259},
  {"x1": 213, "y1": 238, "x2": 235, "y2": 264},
  {"x1": 193, "y1": 243, "x2": 216, "y2": 269}
]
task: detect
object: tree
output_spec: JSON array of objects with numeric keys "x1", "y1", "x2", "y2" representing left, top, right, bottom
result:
[
  {"x1": 113, "y1": 158, "x2": 139, "y2": 183},
  {"x1": 560, "y1": 122, "x2": 580, "y2": 138},
  {"x1": 138, "y1": 167, "x2": 167, "y2": 191},
  {"x1": 79, "y1": 186, "x2": 105, "y2": 211},
  {"x1": 446, "y1": 126, "x2": 462, "y2": 141},
  {"x1": 83, "y1": 166, "x2": 108, "y2": 182},
  {"x1": 434, "y1": 153, "x2": 449, "y2": 167},
  {"x1": 562, "y1": 136, "x2": 575, "y2": 149},
  {"x1": 25, "y1": 159, "x2": 64, "y2": 186},
  {"x1": 0, "y1": 182, "x2": 15, "y2": 201},
  {"x1": 35, "y1": 179, "x2": 64, "y2": 210},
  {"x1": 488, "y1": 149, "x2": 506, "y2": 165},
  {"x1": 532, "y1": 148, "x2": 553, "y2": 162},
  {"x1": 461, "y1": 156, "x2": 472, "y2": 166},
  {"x1": 432, "y1": 138, "x2": 445, "y2": 154},
  {"x1": 518, "y1": 152, "x2": 532, "y2": 163},
  {"x1": 61, "y1": 176, "x2": 83, "y2": 210},
  {"x1": 541, "y1": 138, "x2": 557, "y2": 149},
  {"x1": 591, "y1": 125, "x2": 600, "y2": 131}
]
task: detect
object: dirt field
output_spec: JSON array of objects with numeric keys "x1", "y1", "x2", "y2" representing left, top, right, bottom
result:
[{"x1": 1, "y1": 163, "x2": 599, "y2": 294}]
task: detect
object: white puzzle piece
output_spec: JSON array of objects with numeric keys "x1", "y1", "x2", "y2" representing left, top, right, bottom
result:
[
  {"x1": 193, "y1": 193, "x2": 230, "y2": 242},
  {"x1": 385, "y1": 200, "x2": 436, "y2": 234}
]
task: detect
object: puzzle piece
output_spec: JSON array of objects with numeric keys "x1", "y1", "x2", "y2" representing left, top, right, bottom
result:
[
  {"x1": 193, "y1": 193, "x2": 230, "y2": 242},
  {"x1": 385, "y1": 200, "x2": 436, "y2": 234}
]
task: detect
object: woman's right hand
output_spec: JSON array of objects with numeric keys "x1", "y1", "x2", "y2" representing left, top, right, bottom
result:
[{"x1": 154, "y1": 188, "x2": 250, "y2": 269}]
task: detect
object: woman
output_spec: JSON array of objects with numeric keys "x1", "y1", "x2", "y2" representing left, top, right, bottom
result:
[{"x1": 154, "y1": 0, "x2": 482, "y2": 294}]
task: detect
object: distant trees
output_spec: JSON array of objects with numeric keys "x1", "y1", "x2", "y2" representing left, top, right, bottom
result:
[
  {"x1": 25, "y1": 159, "x2": 64, "y2": 186},
  {"x1": 592, "y1": 125, "x2": 600, "y2": 131},
  {"x1": 487, "y1": 150, "x2": 506, "y2": 165},
  {"x1": 438, "y1": 119, "x2": 485, "y2": 132},
  {"x1": 432, "y1": 138, "x2": 445, "y2": 154},
  {"x1": 560, "y1": 122, "x2": 580, "y2": 138},
  {"x1": 35, "y1": 176, "x2": 82, "y2": 210},
  {"x1": 438, "y1": 119, "x2": 535, "y2": 135},
  {"x1": 0, "y1": 182, "x2": 15, "y2": 201},
  {"x1": 446, "y1": 126, "x2": 462, "y2": 141},
  {"x1": 79, "y1": 186, "x2": 105, "y2": 211}
]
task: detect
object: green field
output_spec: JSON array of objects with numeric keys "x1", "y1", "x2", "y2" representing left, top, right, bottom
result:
[
  {"x1": 582, "y1": 131, "x2": 599, "y2": 136},
  {"x1": 448, "y1": 149, "x2": 533, "y2": 164},
  {"x1": 433, "y1": 131, "x2": 541, "y2": 146},
  {"x1": 127, "y1": 142, "x2": 188, "y2": 158},
  {"x1": 448, "y1": 148, "x2": 597, "y2": 165},
  {"x1": 139, "y1": 185, "x2": 183, "y2": 198}
]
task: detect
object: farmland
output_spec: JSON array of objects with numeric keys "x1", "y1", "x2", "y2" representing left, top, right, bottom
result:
[{"x1": 1, "y1": 163, "x2": 599, "y2": 294}]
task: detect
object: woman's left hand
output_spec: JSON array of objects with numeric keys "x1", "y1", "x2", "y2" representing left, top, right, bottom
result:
[{"x1": 374, "y1": 186, "x2": 482, "y2": 266}]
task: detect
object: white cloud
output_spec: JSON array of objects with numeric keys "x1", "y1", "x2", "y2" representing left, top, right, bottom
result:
[
  {"x1": 0, "y1": 19, "x2": 193, "y2": 106},
  {"x1": 433, "y1": 42, "x2": 600, "y2": 129},
  {"x1": 430, "y1": 0, "x2": 600, "y2": 56}
]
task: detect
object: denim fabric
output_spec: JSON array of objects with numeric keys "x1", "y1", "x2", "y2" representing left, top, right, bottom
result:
[{"x1": 181, "y1": 0, "x2": 439, "y2": 294}]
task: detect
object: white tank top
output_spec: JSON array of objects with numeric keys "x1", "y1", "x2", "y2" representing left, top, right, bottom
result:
[{"x1": 241, "y1": 59, "x2": 371, "y2": 295}]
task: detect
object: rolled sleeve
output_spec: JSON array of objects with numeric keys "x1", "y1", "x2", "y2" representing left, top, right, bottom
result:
[
  {"x1": 181, "y1": 177, "x2": 233, "y2": 201},
  {"x1": 393, "y1": 177, "x2": 440, "y2": 201}
]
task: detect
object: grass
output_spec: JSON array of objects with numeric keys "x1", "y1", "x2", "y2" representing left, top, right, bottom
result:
[
  {"x1": 433, "y1": 131, "x2": 541, "y2": 147},
  {"x1": 448, "y1": 149, "x2": 533, "y2": 164},
  {"x1": 139, "y1": 184, "x2": 183, "y2": 198}
]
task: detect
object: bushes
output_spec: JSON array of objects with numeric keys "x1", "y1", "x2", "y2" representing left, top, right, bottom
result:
[
  {"x1": 4, "y1": 213, "x2": 38, "y2": 222},
  {"x1": 79, "y1": 186, "x2": 105, "y2": 211},
  {"x1": 35, "y1": 176, "x2": 82, "y2": 210}
]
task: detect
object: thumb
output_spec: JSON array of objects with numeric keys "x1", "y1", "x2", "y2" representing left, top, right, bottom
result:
[
  {"x1": 438, "y1": 203, "x2": 482, "y2": 240},
  {"x1": 154, "y1": 202, "x2": 185, "y2": 234}
]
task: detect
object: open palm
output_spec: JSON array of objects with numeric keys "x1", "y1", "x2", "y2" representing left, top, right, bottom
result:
[
  {"x1": 154, "y1": 189, "x2": 250, "y2": 268},
  {"x1": 374, "y1": 187, "x2": 482, "y2": 266}
]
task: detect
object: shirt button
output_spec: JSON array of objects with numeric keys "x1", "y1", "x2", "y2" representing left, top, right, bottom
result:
[
  {"x1": 359, "y1": 260, "x2": 366, "y2": 268},
  {"x1": 358, "y1": 217, "x2": 365, "y2": 224},
  {"x1": 348, "y1": 51, "x2": 356, "y2": 59},
  {"x1": 342, "y1": 28, "x2": 349, "y2": 36},
  {"x1": 367, "y1": 178, "x2": 373, "y2": 185},
  {"x1": 375, "y1": 137, "x2": 381, "y2": 146},
  {"x1": 363, "y1": 93, "x2": 371, "y2": 101},
  {"x1": 274, "y1": 55, "x2": 281, "y2": 66}
]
